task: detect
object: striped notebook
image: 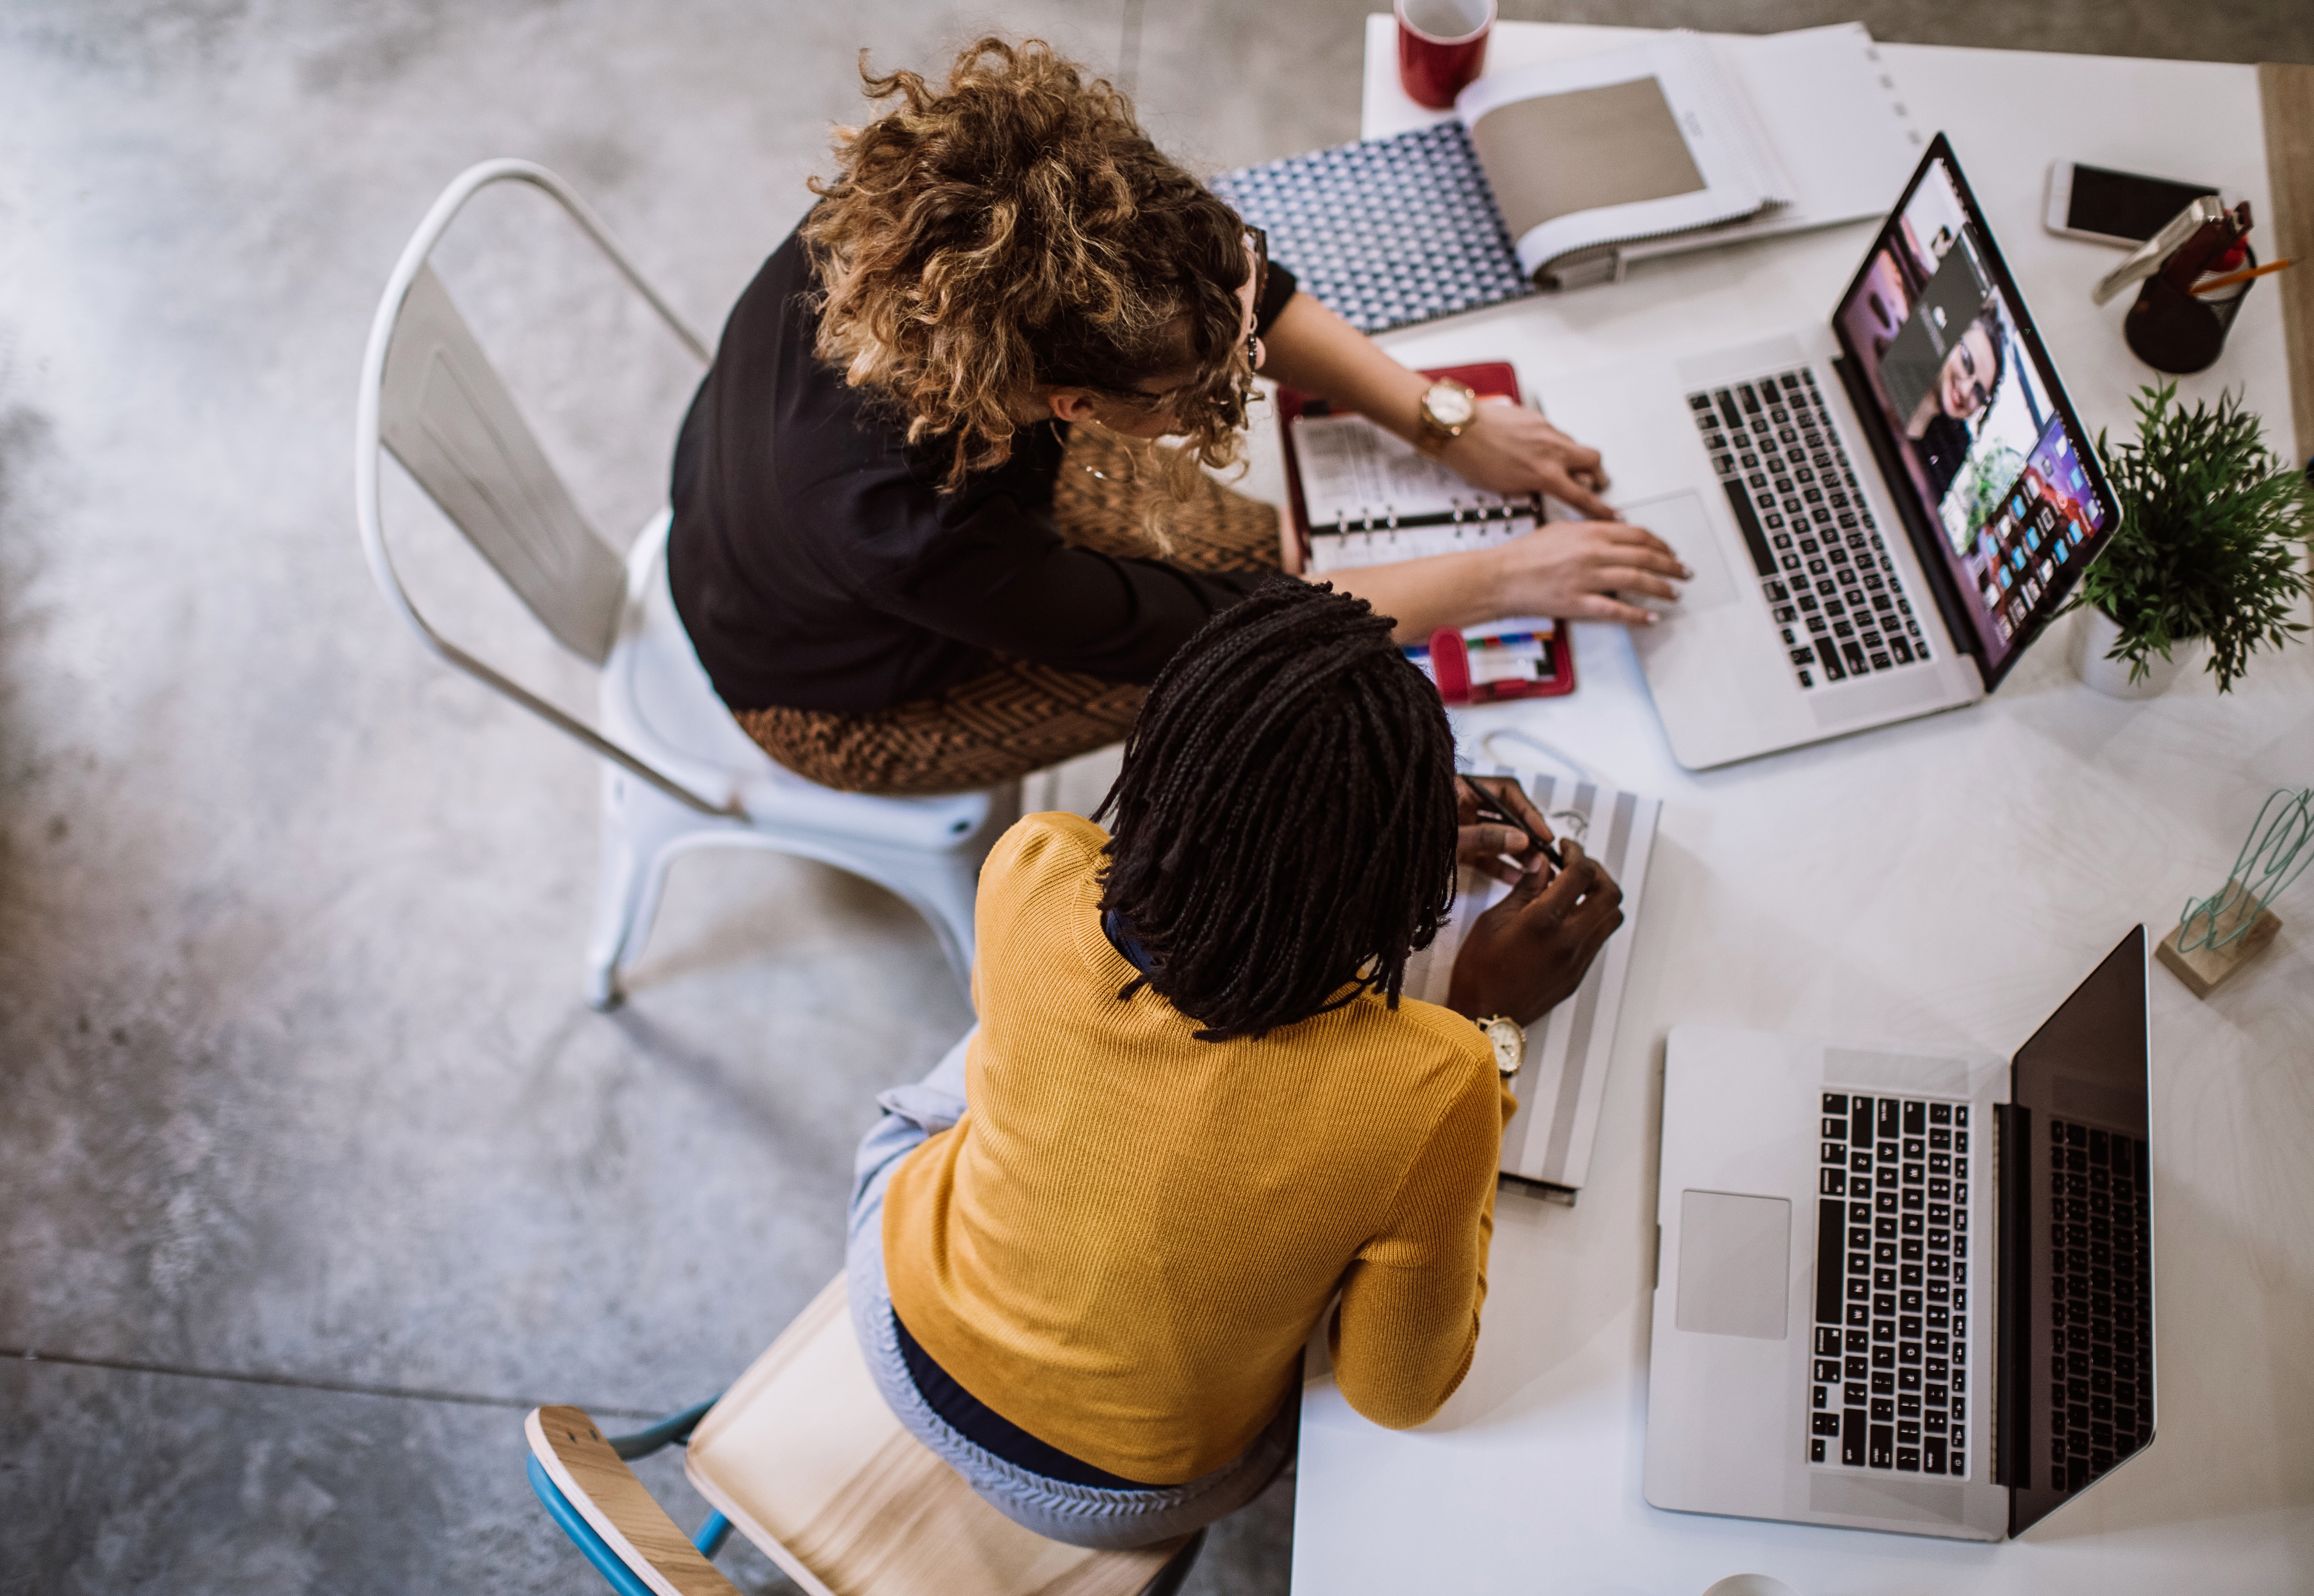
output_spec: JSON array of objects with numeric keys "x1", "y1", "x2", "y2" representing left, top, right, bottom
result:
[{"x1": 1402, "y1": 770, "x2": 1661, "y2": 1200}]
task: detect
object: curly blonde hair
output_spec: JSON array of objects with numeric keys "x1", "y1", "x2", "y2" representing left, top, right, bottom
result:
[{"x1": 804, "y1": 38, "x2": 1256, "y2": 490}]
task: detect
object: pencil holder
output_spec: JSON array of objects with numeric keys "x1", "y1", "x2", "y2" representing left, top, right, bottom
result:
[{"x1": 2125, "y1": 244, "x2": 2255, "y2": 374}]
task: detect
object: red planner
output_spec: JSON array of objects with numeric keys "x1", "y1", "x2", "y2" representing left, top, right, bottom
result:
[{"x1": 1276, "y1": 362, "x2": 1576, "y2": 702}]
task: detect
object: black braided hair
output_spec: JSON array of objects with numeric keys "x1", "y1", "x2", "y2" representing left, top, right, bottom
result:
[{"x1": 1092, "y1": 577, "x2": 1460, "y2": 1042}]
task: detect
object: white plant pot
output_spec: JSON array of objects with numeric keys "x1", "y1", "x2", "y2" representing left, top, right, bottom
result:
[{"x1": 2073, "y1": 606, "x2": 2196, "y2": 699}]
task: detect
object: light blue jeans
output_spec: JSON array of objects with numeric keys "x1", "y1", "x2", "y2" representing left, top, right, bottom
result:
[{"x1": 845, "y1": 1026, "x2": 1298, "y2": 1550}]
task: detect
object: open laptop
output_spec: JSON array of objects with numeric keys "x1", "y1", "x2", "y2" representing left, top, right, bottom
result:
[
  {"x1": 1536, "y1": 135, "x2": 2121, "y2": 770},
  {"x1": 1643, "y1": 927, "x2": 2152, "y2": 1540}
]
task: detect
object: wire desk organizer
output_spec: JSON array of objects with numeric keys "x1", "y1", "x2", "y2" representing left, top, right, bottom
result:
[{"x1": 2157, "y1": 784, "x2": 2310, "y2": 997}]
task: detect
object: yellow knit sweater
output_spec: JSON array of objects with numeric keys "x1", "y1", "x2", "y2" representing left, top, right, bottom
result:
[{"x1": 882, "y1": 813, "x2": 1514, "y2": 1485}]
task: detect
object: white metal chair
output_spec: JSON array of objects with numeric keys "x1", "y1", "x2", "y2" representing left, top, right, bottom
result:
[{"x1": 354, "y1": 160, "x2": 1003, "y2": 1007}]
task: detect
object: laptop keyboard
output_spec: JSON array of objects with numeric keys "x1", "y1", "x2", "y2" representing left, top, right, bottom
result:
[
  {"x1": 2046, "y1": 1116, "x2": 2153, "y2": 1494},
  {"x1": 1686, "y1": 370, "x2": 1929, "y2": 690},
  {"x1": 1810, "y1": 1092, "x2": 1971, "y2": 1477}
]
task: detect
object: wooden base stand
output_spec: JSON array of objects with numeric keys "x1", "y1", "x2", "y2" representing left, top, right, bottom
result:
[{"x1": 2155, "y1": 879, "x2": 2282, "y2": 998}]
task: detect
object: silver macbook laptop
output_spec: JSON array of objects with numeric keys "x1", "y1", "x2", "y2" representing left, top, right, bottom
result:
[
  {"x1": 1644, "y1": 927, "x2": 2152, "y2": 1540},
  {"x1": 1536, "y1": 135, "x2": 2121, "y2": 770}
]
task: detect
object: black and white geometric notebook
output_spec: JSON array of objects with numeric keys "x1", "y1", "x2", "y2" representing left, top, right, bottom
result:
[{"x1": 1210, "y1": 122, "x2": 1533, "y2": 336}]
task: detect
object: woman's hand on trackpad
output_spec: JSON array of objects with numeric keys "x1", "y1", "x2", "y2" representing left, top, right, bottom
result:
[{"x1": 1490, "y1": 519, "x2": 1691, "y2": 627}]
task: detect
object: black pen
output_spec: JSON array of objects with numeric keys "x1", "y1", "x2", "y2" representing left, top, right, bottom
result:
[{"x1": 1462, "y1": 779, "x2": 1565, "y2": 870}]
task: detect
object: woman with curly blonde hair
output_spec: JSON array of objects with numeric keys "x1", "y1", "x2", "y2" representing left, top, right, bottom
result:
[{"x1": 669, "y1": 37, "x2": 1683, "y2": 795}]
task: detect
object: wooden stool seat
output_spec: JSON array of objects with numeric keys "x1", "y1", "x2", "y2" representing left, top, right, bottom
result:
[{"x1": 680, "y1": 1276, "x2": 1182, "y2": 1596}]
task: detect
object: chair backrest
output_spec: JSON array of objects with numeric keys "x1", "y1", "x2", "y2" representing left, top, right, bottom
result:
[
  {"x1": 684, "y1": 1276, "x2": 1184, "y2": 1596},
  {"x1": 379, "y1": 262, "x2": 627, "y2": 664},
  {"x1": 355, "y1": 160, "x2": 738, "y2": 819}
]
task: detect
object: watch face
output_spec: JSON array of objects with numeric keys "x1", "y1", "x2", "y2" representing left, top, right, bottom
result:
[
  {"x1": 1427, "y1": 382, "x2": 1477, "y2": 429},
  {"x1": 1483, "y1": 1018, "x2": 1523, "y2": 1078}
]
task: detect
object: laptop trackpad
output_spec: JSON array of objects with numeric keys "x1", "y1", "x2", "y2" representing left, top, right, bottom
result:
[
  {"x1": 1675, "y1": 1191, "x2": 1790, "y2": 1340},
  {"x1": 1806, "y1": 665, "x2": 1949, "y2": 728},
  {"x1": 1810, "y1": 1471, "x2": 1967, "y2": 1524},
  {"x1": 1622, "y1": 490, "x2": 1738, "y2": 614}
]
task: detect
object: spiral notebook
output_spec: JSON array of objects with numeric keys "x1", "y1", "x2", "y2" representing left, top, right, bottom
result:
[
  {"x1": 1210, "y1": 23, "x2": 1921, "y2": 327},
  {"x1": 1400, "y1": 768, "x2": 1662, "y2": 1200}
]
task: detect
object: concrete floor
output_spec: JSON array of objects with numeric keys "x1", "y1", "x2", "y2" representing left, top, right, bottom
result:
[{"x1": 2, "y1": 4, "x2": 2308, "y2": 1593}]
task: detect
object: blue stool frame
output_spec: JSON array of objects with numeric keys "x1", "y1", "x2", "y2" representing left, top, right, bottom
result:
[{"x1": 527, "y1": 1397, "x2": 733, "y2": 1592}]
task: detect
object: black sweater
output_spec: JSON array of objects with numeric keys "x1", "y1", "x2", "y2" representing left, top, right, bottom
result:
[{"x1": 669, "y1": 228, "x2": 1299, "y2": 714}]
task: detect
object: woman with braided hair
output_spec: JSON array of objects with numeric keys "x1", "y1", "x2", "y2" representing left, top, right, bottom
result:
[
  {"x1": 671, "y1": 36, "x2": 1687, "y2": 795},
  {"x1": 845, "y1": 578, "x2": 1624, "y2": 1547}
]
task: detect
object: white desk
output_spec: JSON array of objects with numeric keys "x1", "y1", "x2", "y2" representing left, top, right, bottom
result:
[{"x1": 1284, "y1": 21, "x2": 2314, "y2": 1595}]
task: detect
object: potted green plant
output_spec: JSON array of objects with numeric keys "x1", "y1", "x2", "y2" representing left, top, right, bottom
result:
[{"x1": 2065, "y1": 382, "x2": 2312, "y2": 698}]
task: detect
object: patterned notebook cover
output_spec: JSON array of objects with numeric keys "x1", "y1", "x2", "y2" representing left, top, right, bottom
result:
[
  {"x1": 1210, "y1": 122, "x2": 1533, "y2": 335},
  {"x1": 1401, "y1": 769, "x2": 1661, "y2": 1198}
]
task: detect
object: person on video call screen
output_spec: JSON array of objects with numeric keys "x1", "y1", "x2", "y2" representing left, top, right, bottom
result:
[
  {"x1": 1838, "y1": 158, "x2": 2105, "y2": 668},
  {"x1": 1879, "y1": 236, "x2": 2006, "y2": 504}
]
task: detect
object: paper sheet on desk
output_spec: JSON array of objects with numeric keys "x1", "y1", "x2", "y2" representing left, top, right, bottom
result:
[{"x1": 1403, "y1": 770, "x2": 1661, "y2": 1194}]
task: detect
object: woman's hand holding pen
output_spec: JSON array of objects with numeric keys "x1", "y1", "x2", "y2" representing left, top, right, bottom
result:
[
  {"x1": 1448, "y1": 777, "x2": 1624, "y2": 1028},
  {"x1": 1456, "y1": 775, "x2": 1558, "y2": 885},
  {"x1": 1450, "y1": 775, "x2": 1624, "y2": 1028},
  {"x1": 1447, "y1": 839, "x2": 1624, "y2": 1028}
]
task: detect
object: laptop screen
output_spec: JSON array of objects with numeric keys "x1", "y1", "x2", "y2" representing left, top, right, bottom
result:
[
  {"x1": 1833, "y1": 140, "x2": 2118, "y2": 686},
  {"x1": 2000, "y1": 926, "x2": 2152, "y2": 1536}
]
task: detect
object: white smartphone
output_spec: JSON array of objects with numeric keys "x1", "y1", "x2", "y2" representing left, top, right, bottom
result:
[{"x1": 2044, "y1": 160, "x2": 2219, "y2": 247}]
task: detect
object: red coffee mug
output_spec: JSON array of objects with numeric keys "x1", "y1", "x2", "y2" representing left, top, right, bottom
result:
[{"x1": 1396, "y1": 0, "x2": 1495, "y2": 111}]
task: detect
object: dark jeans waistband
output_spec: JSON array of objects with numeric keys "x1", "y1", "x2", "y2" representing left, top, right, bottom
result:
[{"x1": 890, "y1": 1308, "x2": 1159, "y2": 1491}]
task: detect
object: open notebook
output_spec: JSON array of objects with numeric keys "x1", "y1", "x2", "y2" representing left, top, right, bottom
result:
[
  {"x1": 1401, "y1": 768, "x2": 1661, "y2": 1200},
  {"x1": 1211, "y1": 23, "x2": 1921, "y2": 326}
]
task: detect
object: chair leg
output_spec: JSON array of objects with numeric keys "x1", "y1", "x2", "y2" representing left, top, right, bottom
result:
[
  {"x1": 1138, "y1": 1526, "x2": 1206, "y2": 1596},
  {"x1": 902, "y1": 785, "x2": 1009, "y2": 992},
  {"x1": 590, "y1": 767, "x2": 1008, "y2": 1004},
  {"x1": 909, "y1": 846, "x2": 984, "y2": 995},
  {"x1": 584, "y1": 767, "x2": 694, "y2": 1010},
  {"x1": 604, "y1": 1396, "x2": 720, "y2": 1460},
  {"x1": 830, "y1": 840, "x2": 984, "y2": 995}
]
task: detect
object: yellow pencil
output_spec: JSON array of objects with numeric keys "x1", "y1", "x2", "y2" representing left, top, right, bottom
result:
[{"x1": 2191, "y1": 257, "x2": 2296, "y2": 295}]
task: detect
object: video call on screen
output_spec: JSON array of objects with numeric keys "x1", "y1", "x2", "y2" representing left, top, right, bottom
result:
[{"x1": 1838, "y1": 159, "x2": 2106, "y2": 674}]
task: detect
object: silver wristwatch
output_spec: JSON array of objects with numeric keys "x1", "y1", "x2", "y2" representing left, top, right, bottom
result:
[{"x1": 1477, "y1": 1015, "x2": 1525, "y2": 1079}]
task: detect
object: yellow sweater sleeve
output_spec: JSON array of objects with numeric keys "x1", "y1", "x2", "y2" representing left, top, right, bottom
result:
[{"x1": 1327, "y1": 1065, "x2": 1516, "y2": 1430}]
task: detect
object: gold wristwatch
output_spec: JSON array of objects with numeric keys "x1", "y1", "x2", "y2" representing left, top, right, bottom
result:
[
  {"x1": 1477, "y1": 1015, "x2": 1525, "y2": 1079},
  {"x1": 1414, "y1": 378, "x2": 1479, "y2": 455}
]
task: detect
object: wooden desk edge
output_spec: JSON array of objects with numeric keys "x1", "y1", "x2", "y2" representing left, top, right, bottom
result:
[{"x1": 2260, "y1": 62, "x2": 2314, "y2": 469}]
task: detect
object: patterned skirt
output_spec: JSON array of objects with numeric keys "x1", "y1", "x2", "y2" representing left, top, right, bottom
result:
[{"x1": 736, "y1": 427, "x2": 1281, "y2": 796}]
